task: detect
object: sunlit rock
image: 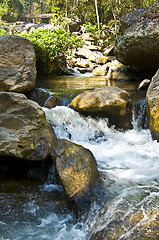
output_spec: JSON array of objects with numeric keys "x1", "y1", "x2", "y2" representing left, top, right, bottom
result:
[
  {"x1": 54, "y1": 139, "x2": 99, "y2": 210},
  {"x1": 0, "y1": 35, "x2": 36, "y2": 93},
  {"x1": 70, "y1": 86, "x2": 132, "y2": 129},
  {"x1": 93, "y1": 60, "x2": 140, "y2": 81},
  {"x1": 0, "y1": 92, "x2": 57, "y2": 160},
  {"x1": 146, "y1": 69, "x2": 159, "y2": 141}
]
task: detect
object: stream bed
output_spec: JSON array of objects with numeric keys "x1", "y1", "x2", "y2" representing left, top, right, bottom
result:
[{"x1": 0, "y1": 74, "x2": 159, "y2": 240}]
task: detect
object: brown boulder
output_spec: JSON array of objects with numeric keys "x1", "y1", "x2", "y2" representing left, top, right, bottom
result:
[
  {"x1": 0, "y1": 35, "x2": 36, "y2": 93},
  {"x1": 70, "y1": 86, "x2": 132, "y2": 129},
  {"x1": 146, "y1": 69, "x2": 159, "y2": 141},
  {"x1": 0, "y1": 92, "x2": 57, "y2": 161},
  {"x1": 54, "y1": 139, "x2": 99, "y2": 209}
]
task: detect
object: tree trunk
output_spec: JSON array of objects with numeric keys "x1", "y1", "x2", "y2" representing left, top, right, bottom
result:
[{"x1": 95, "y1": 0, "x2": 100, "y2": 35}]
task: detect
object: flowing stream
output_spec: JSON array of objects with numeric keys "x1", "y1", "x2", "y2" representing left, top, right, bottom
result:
[{"x1": 0, "y1": 75, "x2": 159, "y2": 240}]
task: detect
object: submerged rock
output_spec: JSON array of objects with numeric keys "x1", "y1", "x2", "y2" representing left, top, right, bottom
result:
[
  {"x1": 54, "y1": 139, "x2": 99, "y2": 211},
  {"x1": 0, "y1": 35, "x2": 36, "y2": 93},
  {"x1": 44, "y1": 95, "x2": 62, "y2": 108},
  {"x1": 70, "y1": 86, "x2": 132, "y2": 129},
  {"x1": 146, "y1": 69, "x2": 159, "y2": 141},
  {"x1": 0, "y1": 92, "x2": 57, "y2": 161}
]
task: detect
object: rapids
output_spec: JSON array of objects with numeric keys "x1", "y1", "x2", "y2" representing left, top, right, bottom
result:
[{"x1": 0, "y1": 75, "x2": 159, "y2": 239}]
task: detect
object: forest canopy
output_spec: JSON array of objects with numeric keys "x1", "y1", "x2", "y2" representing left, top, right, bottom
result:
[{"x1": 0, "y1": 0, "x2": 158, "y2": 24}]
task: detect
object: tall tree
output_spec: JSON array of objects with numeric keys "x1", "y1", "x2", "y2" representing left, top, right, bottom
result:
[{"x1": 95, "y1": 0, "x2": 100, "y2": 33}]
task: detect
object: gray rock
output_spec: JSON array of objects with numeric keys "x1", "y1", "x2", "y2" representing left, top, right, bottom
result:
[
  {"x1": 0, "y1": 35, "x2": 36, "y2": 93},
  {"x1": 114, "y1": 19, "x2": 159, "y2": 73},
  {"x1": 0, "y1": 92, "x2": 57, "y2": 161}
]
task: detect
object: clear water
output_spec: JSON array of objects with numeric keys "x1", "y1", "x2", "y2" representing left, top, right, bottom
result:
[{"x1": 0, "y1": 75, "x2": 159, "y2": 240}]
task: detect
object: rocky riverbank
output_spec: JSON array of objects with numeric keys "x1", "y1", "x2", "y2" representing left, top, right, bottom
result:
[{"x1": 0, "y1": 3, "x2": 159, "y2": 216}]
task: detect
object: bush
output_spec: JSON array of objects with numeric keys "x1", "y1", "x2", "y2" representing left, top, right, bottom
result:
[
  {"x1": 19, "y1": 28, "x2": 83, "y2": 75},
  {"x1": 0, "y1": 27, "x2": 8, "y2": 36}
]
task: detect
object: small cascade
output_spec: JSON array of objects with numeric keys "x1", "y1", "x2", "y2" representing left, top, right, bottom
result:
[{"x1": 131, "y1": 96, "x2": 148, "y2": 130}]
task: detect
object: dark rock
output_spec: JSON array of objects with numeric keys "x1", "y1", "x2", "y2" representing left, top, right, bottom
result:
[
  {"x1": 114, "y1": 19, "x2": 159, "y2": 73},
  {"x1": 44, "y1": 95, "x2": 62, "y2": 108}
]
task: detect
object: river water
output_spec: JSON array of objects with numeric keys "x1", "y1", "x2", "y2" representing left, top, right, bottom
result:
[{"x1": 0, "y1": 74, "x2": 159, "y2": 240}]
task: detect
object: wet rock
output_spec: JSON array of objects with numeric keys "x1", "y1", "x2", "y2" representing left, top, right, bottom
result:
[
  {"x1": 146, "y1": 69, "x2": 159, "y2": 141},
  {"x1": 91, "y1": 208, "x2": 159, "y2": 240},
  {"x1": 138, "y1": 79, "x2": 151, "y2": 90},
  {"x1": 0, "y1": 92, "x2": 57, "y2": 161},
  {"x1": 27, "y1": 88, "x2": 51, "y2": 106},
  {"x1": 114, "y1": 5, "x2": 159, "y2": 73},
  {"x1": 27, "y1": 167, "x2": 48, "y2": 181},
  {"x1": 0, "y1": 35, "x2": 36, "y2": 93},
  {"x1": 54, "y1": 139, "x2": 99, "y2": 211},
  {"x1": 44, "y1": 95, "x2": 62, "y2": 108},
  {"x1": 70, "y1": 86, "x2": 132, "y2": 129}
]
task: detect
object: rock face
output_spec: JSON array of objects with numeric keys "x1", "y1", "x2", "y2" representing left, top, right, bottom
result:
[
  {"x1": 114, "y1": 5, "x2": 159, "y2": 73},
  {"x1": 54, "y1": 139, "x2": 99, "y2": 209},
  {"x1": 70, "y1": 86, "x2": 132, "y2": 129},
  {"x1": 146, "y1": 69, "x2": 159, "y2": 141},
  {"x1": 0, "y1": 35, "x2": 36, "y2": 93},
  {"x1": 0, "y1": 92, "x2": 57, "y2": 160},
  {"x1": 91, "y1": 208, "x2": 159, "y2": 240}
]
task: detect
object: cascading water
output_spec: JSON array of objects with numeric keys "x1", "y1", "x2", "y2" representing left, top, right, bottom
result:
[
  {"x1": 0, "y1": 76, "x2": 159, "y2": 240},
  {"x1": 43, "y1": 104, "x2": 159, "y2": 239}
]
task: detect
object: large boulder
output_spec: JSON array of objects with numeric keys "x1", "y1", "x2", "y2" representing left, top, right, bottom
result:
[
  {"x1": 0, "y1": 92, "x2": 57, "y2": 161},
  {"x1": 0, "y1": 35, "x2": 36, "y2": 93},
  {"x1": 114, "y1": 5, "x2": 159, "y2": 73},
  {"x1": 54, "y1": 139, "x2": 99, "y2": 210},
  {"x1": 146, "y1": 69, "x2": 159, "y2": 141},
  {"x1": 70, "y1": 86, "x2": 132, "y2": 129}
]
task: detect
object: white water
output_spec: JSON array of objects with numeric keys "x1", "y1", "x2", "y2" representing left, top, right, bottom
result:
[
  {"x1": 1, "y1": 105, "x2": 159, "y2": 240},
  {"x1": 43, "y1": 106, "x2": 159, "y2": 238}
]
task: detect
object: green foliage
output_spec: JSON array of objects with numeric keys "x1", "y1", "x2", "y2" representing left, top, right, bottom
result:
[
  {"x1": 83, "y1": 22, "x2": 99, "y2": 34},
  {"x1": 19, "y1": 28, "x2": 83, "y2": 75},
  {"x1": 0, "y1": 27, "x2": 8, "y2": 36},
  {"x1": 0, "y1": 0, "x2": 23, "y2": 22}
]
